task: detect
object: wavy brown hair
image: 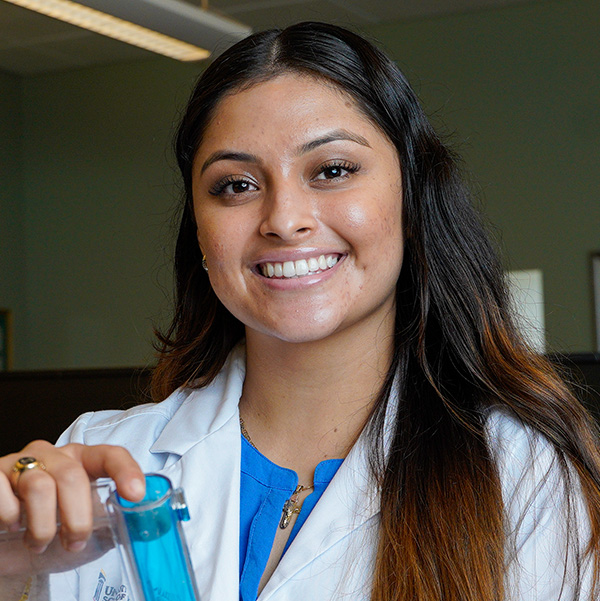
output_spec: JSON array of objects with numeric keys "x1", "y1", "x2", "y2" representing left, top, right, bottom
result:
[{"x1": 152, "y1": 22, "x2": 600, "y2": 601}]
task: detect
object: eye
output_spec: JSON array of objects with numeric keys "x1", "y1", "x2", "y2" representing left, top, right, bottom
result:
[
  {"x1": 313, "y1": 160, "x2": 360, "y2": 182},
  {"x1": 209, "y1": 176, "x2": 258, "y2": 196}
]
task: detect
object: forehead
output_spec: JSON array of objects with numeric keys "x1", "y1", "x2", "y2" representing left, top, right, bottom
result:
[
  {"x1": 197, "y1": 73, "x2": 390, "y2": 153},
  {"x1": 220, "y1": 72, "x2": 360, "y2": 115}
]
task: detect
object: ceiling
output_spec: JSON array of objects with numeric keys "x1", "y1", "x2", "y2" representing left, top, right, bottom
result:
[{"x1": 0, "y1": 0, "x2": 541, "y2": 75}]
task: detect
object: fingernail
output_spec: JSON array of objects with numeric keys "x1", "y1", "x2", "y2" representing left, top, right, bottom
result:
[
  {"x1": 30, "y1": 544, "x2": 48, "y2": 554},
  {"x1": 130, "y1": 478, "x2": 145, "y2": 499},
  {"x1": 68, "y1": 540, "x2": 87, "y2": 552}
]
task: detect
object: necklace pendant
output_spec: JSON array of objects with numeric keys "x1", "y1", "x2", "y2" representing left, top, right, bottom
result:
[
  {"x1": 279, "y1": 499, "x2": 296, "y2": 529},
  {"x1": 280, "y1": 486, "x2": 303, "y2": 529}
]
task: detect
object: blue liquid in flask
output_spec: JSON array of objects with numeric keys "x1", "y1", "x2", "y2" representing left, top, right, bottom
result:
[{"x1": 113, "y1": 474, "x2": 200, "y2": 601}]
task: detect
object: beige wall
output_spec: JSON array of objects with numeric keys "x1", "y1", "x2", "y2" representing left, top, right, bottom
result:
[{"x1": 1, "y1": 0, "x2": 598, "y2": 369}]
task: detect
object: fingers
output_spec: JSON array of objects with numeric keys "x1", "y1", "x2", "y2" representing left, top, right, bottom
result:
[
  {"x1": 0, "y1": 441, "x2": 145, "y2": 554},
  {"x1": 43, "y1": 443, "x2": 145, "y2": 501},
  {"x1": 0, "y1": 441, "x2": 60, "y2": 552},
  {"x1": 77, "y1": 444, "x2": 146, "y2": 502},
  {"x1": 18, "y1": 463, "x2": 58, "y2": 553},
  {"x1": 0, "y1": 468, "x2": 20, "y2": 529},
  {"x1": 47, "y1": 450, "x2": 94, "y2": 552},
  {"x1": 52, "y1": 445, "x2": 145, "y2": 550}
]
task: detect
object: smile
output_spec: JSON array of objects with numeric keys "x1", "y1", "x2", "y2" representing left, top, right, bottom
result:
[{"x1": 259, "y1": 254, "x2": 340, "y2": 278}]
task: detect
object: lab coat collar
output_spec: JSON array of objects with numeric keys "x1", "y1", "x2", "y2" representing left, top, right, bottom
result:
[
  {"x1": 146, "y1": 343, "x2": 394, "y2": 599},
  {"x1": 149, "y1": 343, "x2": 246, "y2": 457}
]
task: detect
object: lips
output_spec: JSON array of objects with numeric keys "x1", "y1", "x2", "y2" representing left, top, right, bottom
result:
[{"x1": 258, "y1": 254, "x2": 341, "y2": 278}]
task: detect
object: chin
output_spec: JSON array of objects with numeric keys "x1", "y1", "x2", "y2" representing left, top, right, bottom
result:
[{"x1": 248, "y1": 314, "x2": 346, "y2": 345}]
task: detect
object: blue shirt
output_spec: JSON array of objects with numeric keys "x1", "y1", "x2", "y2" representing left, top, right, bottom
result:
[{"x1": 239, "y1": 435, "x2": 343, "y2": 600}]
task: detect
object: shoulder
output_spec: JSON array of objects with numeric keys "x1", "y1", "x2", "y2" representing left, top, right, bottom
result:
[
  {"x1": 56, "y1": 385, "x2": 229, "y2": 473},
  {"x1": 483, "y1": 407, "x2": 574, "y2": 540},
  {"x1": 55, "y1": 345, "x2": 246, "y2": 466},
  {"x1": 485, "y1": 406, "x2": 544, "y2": 452},
  {"x1": 483, "y1": 407, "x2": 593, "y2": 598},
  {"x1": 58, "y1": 344, "x2": 247, "y2": 447},
  {"x1": 484, "y1": 406, "x2": 561, "y2": 483},
  {"x1": 56, "y1": 387, "x2": 193, "y2": 445}
]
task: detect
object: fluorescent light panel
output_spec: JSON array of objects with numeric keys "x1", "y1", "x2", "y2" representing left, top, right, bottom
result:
[{"x1": 3, "y1": 0, "x2": 243, "y2": 61}]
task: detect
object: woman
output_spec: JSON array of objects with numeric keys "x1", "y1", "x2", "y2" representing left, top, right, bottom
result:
[{"x1": 1, "y1": 21, "x2": 599, "y2": 601}]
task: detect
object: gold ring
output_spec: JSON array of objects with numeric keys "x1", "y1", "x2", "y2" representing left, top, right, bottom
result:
[{"x1": 10, "y1": 456, "x2": 47, "y2": 490}]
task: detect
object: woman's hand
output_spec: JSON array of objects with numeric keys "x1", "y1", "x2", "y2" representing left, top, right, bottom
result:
[{"x1": 0, "y1": 441, "x2": 145, "y2": 554}]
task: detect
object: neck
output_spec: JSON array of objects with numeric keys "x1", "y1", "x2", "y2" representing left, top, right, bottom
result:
[{"x1": 239, "y1": 314, "x2": 394, "y2": 476}]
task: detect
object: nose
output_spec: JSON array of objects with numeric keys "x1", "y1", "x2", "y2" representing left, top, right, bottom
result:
[{"x1": 259, "y1": 184, "x2": 317, "y2": 241}]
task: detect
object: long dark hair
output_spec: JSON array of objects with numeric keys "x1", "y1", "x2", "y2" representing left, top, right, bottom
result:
[{"x1": 152, "y1": 22, "x2": 600, "y2": 601}]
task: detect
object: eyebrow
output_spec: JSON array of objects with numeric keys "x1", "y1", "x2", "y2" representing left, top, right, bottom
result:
[
  {"x1": 297, "y1": 129, "x2": 371, "y2": 154},
  {"x1": 200, "y1": 151, "x2": 258, "y2": 175},
  {"x1": 199, "y1": 129, "x2": 371, "y2": 175}
]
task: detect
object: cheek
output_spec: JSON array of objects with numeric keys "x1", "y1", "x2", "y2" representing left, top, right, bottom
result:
[
  {"x1": 337, "y1": 190, "x2": 403, "y2": 255},
  {"x1": 341, "y1": 202, "x2": 370, "y2": 229},
  {"x1": 195, "y1": 213, "x2": 237, "y2": 263}
]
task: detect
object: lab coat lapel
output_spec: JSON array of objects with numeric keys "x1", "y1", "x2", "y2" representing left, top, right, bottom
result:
[
  {"x1": 148, "y1": 345, "x2": 247, "y2": 601},
  {"x1": 159, "y1": 418, "x2": 241, "y2": 601},
  {"x1": 258, "y1": 434, "x2": 380, "y2": 600},
  {"x1": 259, "y1": 387, "x2": 398, "y2": 599},
  {"x1": 149, "y1": 344, "x2": 246, "y2": 457}
]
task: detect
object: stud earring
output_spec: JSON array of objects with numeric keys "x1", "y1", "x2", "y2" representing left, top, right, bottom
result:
[{"x1": 202, "y1": 254, "x2": 208, "y2": 272}]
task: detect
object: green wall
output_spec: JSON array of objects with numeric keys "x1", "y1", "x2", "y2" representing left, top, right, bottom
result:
[
  {"x1": 371, "y1": 0, "x2": 600, "y2": 351},
  {"x1": 1, "y1": 0, "x2": 598, "y2": 369},
  {"x1": 18, "y1": 59, "x2": 201, "y2": 368},
  {"x1": 0, "y1": 71, "x2": 26, "y2": 366}
]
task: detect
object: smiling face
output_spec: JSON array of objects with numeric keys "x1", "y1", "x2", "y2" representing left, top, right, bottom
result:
[{"x1": 191, "y1": 73, "x2": 404, "y2": 346}]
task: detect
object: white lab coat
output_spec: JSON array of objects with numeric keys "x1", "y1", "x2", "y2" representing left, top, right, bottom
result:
[{"x1": 49, "y1": 345, "x2": 593, "y2": 601}]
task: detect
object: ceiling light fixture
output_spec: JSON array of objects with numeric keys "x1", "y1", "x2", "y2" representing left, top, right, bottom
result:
[{"x1": 2, "y1": 0, "x2": 251, "y2": 61}]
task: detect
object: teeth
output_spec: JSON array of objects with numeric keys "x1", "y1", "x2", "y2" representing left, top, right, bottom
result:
[
  {"x1": 295, "y1": 259, "x2": 309, "y2": 276},
  {"x1": 282, "y1": 261, "x2": 295, "y2": 277},
  {"x1": 261, "y1": 254, "x2": 340, "y2": 279}
]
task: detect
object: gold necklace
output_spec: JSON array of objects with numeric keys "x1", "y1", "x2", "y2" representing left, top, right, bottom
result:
[{"x1": 239, "y1": 415, "x2": 314, "y2": 529}]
